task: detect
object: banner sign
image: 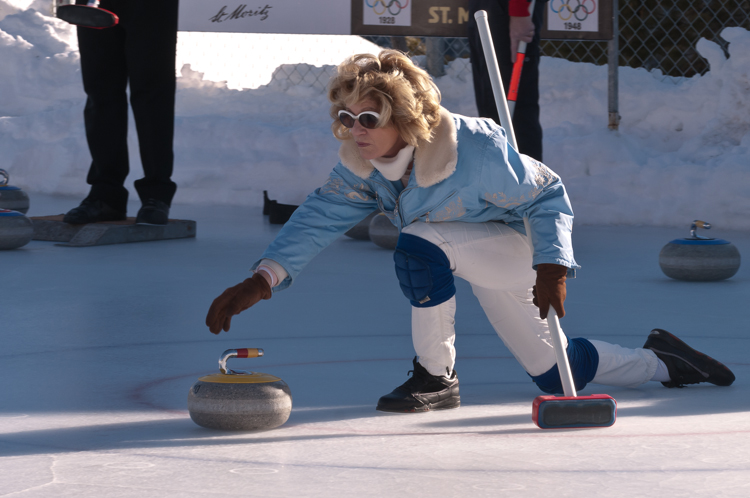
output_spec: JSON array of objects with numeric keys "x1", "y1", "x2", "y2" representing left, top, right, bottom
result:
[
  {"x1": 541, "y1": 0, "x2": 613, "y2": 41},
  {"x1": 178, "y1": 0, "x2": 352, "y2": 34},
  {"x1": 352, "y1": 0, "x2": 470, "y2": 37},
  {"x1": 179, "y1": 0, "x2": 612, "y2": 40},
  {"x1": 361, "y1": 0, "x2": 413, "y2": 28}
]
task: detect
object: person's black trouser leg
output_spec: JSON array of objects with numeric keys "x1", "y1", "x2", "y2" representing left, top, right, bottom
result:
[
  {"x1": 468, "y1": 0, "x2": 545, "y2": 162},
  {"x1": 125, "y1": 0, "x2": 178, "y2": 206},
  {"x1": 77, "y1": 0, "x2": 177, "y2": 210},
  {"x1": 77, "y1": 2, "x2": 130, "y2": 212}
]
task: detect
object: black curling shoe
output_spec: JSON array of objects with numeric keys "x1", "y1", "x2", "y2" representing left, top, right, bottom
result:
[
  {"x1": 376, "y1": 357, "x2": 460, "y2": 412},
  {"x1": 135, "y1": 199, "x2": 170, "y2": 226},
  {"x1": 643, "y1": 328, "x2": 735, "y2": 388},
  {"x1": 63, "y1": 197, "x2": 126, "y2": 224}
]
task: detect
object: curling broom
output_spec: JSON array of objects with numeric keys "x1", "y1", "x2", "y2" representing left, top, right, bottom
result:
[
  {"x1": 531, "y1": 307, "x2": 617, "y2": 429},
  {"x1": 474, "y1": 9, "x2": 617, "y2": 429},
  {"x1": 57, "y1": 0, "x2": 118, "y2": 29}
]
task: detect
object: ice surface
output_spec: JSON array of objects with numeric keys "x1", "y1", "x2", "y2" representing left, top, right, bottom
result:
[{"x1": 2, "y1": 194, "x2": 749, "y2": 497}]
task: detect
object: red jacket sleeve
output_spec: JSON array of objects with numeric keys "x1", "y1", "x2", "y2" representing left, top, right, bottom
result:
[{"x1": 508, "y1": 0, "x2": 532, "y2": 16}]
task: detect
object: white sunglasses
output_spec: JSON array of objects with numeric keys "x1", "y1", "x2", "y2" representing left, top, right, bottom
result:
[{"x1": 337, "y1": 110, "x2": 381, "y2": 129}]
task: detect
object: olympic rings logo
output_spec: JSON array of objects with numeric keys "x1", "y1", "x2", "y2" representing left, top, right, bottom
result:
[
  {"x1": 550, "y1": 0, "x2": 596, "y2": 21},
  {"x1": 365, "y1": 0, "x2": 410, "y2": 16}
]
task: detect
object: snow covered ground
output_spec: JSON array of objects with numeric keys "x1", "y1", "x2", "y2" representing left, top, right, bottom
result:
[{"x1": 2, "y1": 2, "x2": 750, "y2": 496}]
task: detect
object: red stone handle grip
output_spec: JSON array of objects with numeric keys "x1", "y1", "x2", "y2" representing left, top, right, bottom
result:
[{"x1": 219, "y1": 348, "x2": 264, "y2": 374}]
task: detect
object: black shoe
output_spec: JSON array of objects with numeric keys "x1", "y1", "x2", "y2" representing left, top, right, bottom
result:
[
  {"x1": 376, "y1": 357, "x2": 460, "y2": 412},
  {"x1": 63, "y1": 197, "x2": 126, "y2": 224},
  {"x1": 643, "y1": 329, "x2": 735, "y2": 388},
  {"x1": 135, "y1": 199, "x2": 170, "y2": 226}
]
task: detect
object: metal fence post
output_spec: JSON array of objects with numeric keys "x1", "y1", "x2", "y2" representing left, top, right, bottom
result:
[
  {"x1": 425, "y1": 37, "x2": 446, "y2": 77},
  {"x1": 607, "y1": 0, "x2": 620, "y2": 130},
  {"x1": 391, "y1": 36, "x2": 408, "y2": 53}
]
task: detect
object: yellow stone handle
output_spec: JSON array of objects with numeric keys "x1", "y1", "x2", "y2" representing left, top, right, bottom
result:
[
  {"x1": 694, "y1": 220, "x2": 710, "y2": 229},
  {"x1": 690, "y1": 220, "x2": 712, "y2": 239}
]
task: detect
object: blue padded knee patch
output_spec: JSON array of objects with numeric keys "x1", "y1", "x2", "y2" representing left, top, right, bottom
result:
[
  {"x1": 530, "y1": 338, "x2": 599, "y2": 394},
  {"x1": 393, "y1": 232, "x2": 455, "y2": 308}
]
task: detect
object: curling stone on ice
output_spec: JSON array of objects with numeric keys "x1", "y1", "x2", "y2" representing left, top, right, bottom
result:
[
  {"x1": 263, "y1": 190, "x2": 298, "y2": 225},
  {"x1": 659, "y1": 220, "x2": 741, "y2": 281},
  {"x1": 344, "y1": 210, "x2": 379, "y2": 240},
  {"x1": 0, "y1": 169, "x2": 30, "y2": 214},
  {"x1": 188, "y1": 348, "x2": 292, "y2": 431},
  {"x1": 369, "y1": 212, "x2": 400, "y2": 250},
  {"x1": 0, "y1": 209, "x2": 34, "y2": 250}
]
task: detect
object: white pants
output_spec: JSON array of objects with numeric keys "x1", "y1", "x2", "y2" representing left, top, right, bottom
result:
[{"x1": 403, "y1": 222, "x2": 658, "y2": 388}]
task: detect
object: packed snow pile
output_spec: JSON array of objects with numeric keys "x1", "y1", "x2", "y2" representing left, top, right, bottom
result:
[
  {"x1": 1, "y1": 2, "x2": 749, "y2": 229},
  {"x1": 540, "y1": 27, "x2": 750, "y2": 228}
]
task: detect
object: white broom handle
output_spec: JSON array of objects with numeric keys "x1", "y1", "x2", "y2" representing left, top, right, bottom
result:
[
  {"x1": 523, "y1": 217, "x2": 577, "y2": 398},
  {"x1": 474, "y1": 10, "x2": 518, "y2": 151},
  {"x1": 547, "y1": 308, "x2": 577, "y2": 397}
]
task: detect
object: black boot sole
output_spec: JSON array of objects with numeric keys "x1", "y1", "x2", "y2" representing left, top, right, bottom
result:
[
  {"x1": 376, "y1": 396, "x2": 460, "y2": 413},
  {"x1": 63, "y1": 210, "x2": 126, "y2": 225},
  {"x1": 644, "y1": 329, "x2": 735, "y2": 388}
]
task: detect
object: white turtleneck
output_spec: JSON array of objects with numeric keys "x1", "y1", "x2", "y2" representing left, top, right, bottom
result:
[{"x1": 370, "y1": 144, "x2": 415, "y2": 182}]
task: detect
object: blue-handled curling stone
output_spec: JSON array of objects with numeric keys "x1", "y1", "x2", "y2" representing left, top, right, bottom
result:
[
  {"x1": 0, "y1": 169, "x2": 30, "y2": 214},
  {"x1": 0, "y1": 209, "x2": 33, "y2": 250},
  {"x1": 659, "y1": 221, "x2": 741, "y2": 281},
  {"x1": 188, "y1": 348, "x2": 292, "y2": 431}
]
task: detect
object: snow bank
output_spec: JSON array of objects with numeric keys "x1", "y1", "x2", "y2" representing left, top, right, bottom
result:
[
  {"x1": 539, "y1": 27, "x2": 750, "y2": 228},
  {"x1": 1, "y1": 3, "x2": 749, "y2": 229}
]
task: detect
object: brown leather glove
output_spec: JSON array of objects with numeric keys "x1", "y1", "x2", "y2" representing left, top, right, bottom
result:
[
  {"x1": 532, "y1": 263, "x2": 568, "y2": 320},
  {"x1": 206, "y1": 273, "x2": 272, "y2": 334}
]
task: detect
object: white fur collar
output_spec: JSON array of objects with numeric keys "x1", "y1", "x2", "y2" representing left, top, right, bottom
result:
[{"x1": 338, "y1": 107, "x2": 458, "y2": 188}]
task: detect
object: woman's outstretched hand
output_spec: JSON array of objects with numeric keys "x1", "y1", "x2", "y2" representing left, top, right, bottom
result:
[
  {"x1": 206, "y1": 273, "x2": 272, "y2": 334},
  {"x1": 533, "y1": 263, "x2": 568, "y2": 320}
]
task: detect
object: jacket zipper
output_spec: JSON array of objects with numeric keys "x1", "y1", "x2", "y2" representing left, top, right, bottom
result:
[
  {"x1": 395, "y1": 186, "x2": 417, "y2": 227},
  {"x1": 371, "y1": 178, "x2": 403, "y2": 226},
  {"x1": 372, "y1": 180, "x2": 459, "y2": 227},
  {"x1": 418, "y1": 191, "x2": 458, "y2": 224}
]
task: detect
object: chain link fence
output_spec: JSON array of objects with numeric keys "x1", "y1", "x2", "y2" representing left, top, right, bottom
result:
[
  {"x1": 176, "y1": 32, "x2": 383, "y2": 90},
  {"x1": 358, "y1": 0, "x2": 750, "y2": 81},
  {"x1": 542, "y1": 0, "x2": 750, "y2": 78},
  {"x1": 263, "y1": 35, "x2": 472, "y2": 90},
  {"x1": 47, "y1": 1, "x2": 748, "y2": 90}
]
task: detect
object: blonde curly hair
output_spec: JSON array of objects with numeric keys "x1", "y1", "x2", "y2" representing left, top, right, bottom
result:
[{"x1": 327, "y1": 50, "x2": 442, "y2": 146}]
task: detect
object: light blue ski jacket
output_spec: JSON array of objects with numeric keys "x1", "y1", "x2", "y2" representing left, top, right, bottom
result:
[{"x1": 254, "y1": 108, "x2": 580, "y2": 291}]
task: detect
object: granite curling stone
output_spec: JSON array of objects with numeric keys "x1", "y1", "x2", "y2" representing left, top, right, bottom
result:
[
  {"x1": 369, "y1": 212, "x2": 400, "y2": 250},
  {"x1": 344, "y1": 210, "x2": 379, "y2": 240},
  {"x1": 188, "y1": 348, "x2": 292, "y2": 431},
  {"x1": 659, "y1": 220, "x2": 741, "y2": 282},
  {"x1": 0, "y1": 169, "x2": 30, "y2": 214},
  {"x1": 0, "y1": 209, "x2": 34, "y2": 250}
]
